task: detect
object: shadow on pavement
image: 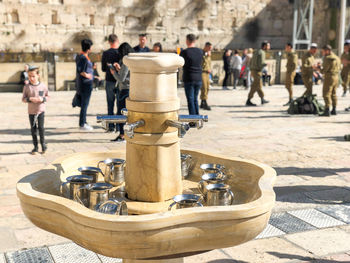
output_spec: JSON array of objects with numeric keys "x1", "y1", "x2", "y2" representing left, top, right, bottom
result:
[
  {"x1": 232, "y1": 115, "x2": 291, "y2": 119},
  {"x1": 0, "y1": 127, "x2": 105, "y2": 136},
  {"x1": 274, "y1": 167, "x2": 350, "y2": 177},
  {"x1": 227, "y1": 110, "x2": 286, "y2": 113},
  {"x1": 0, "y1": 138, "x2": 109, "y2": 145},
  {"x1": 267, "y1": 251, "x2": 344, "y2": 263},
  {"x1": 208, "y1": 259, "x2": 249, "y2": 263},
  {"x1": 309, "y1": 136, "x2": 345, "y2": 142}
]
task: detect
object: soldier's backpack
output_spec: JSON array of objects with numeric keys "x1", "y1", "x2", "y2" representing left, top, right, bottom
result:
[{"x1": 287, "y1": 95, "x2": 324, "y2": 115}]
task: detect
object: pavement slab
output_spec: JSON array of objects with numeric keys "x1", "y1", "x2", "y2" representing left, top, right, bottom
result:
[
  {"x1": 5, "y1": 247, "x2": 53, "y2": 263},
  {"x1": 316, "y1": 205, "x2": 350, "y2": 224},
  {"x1": 287, "y1": 209, "x2": 346, "y2": 228},
  {"x1": 48, "y1": 243, "x2": 101, "y2": 263},
  {"x1": 269, "y1": 212, "x2": 316, "y2": 234}
]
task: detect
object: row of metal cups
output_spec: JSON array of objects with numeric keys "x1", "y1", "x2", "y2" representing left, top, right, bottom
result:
[{"x1": 169, "y1": 163, "x2": 235, "y2": 210}]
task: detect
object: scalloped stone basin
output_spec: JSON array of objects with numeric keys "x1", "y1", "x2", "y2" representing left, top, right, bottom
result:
[{"x1": 16, "y1": 149, "x2": 276, "y2": 260}]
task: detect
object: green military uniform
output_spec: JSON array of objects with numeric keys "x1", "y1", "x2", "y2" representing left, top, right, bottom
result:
[
  {"x1": 321, "y1": 51, "x2": 341, "y2": 109},
  {"x1": 200, "y1": 52, "x2": 211, "y2": 101},
  {"x1": 248, "y1": 49, "x2": 266, "y2": 99},
  {"x1": 340, "y1": 51, "x2": 350, "y2": 93},
  {"x1": 301, "y1": 51, "x2": 315, "y2": 96},
  {"x1": 285, "y1": 51, "x2": 298, "y2": 100}
]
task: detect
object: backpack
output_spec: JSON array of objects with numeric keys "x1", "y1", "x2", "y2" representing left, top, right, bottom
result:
[{"x1": 287, "y1": 95, "x2": 324, "y2": 115}]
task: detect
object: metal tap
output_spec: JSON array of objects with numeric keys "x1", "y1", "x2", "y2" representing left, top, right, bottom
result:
[
  {"x1": 96, "y1": 115, "x2": 127, "y2": 130},
  {"x1": 165, "y1": 120, "x2": 190, "y2": 138},
  {"x1": 178, "y1": 115, "x2": 208, "y2": 129},
  {"x1": 124, "y1": 120, "x2": 145, "y2": 139}
]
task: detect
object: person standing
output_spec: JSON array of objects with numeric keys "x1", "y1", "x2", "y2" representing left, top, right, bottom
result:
[
  {"x1": 101, "y1": 34, "x2": 119, "y2": 132},
  {"x1": 20, "y1": 64, "x2": 30, "y2": 85},
  {"x1": 246, "y1": 41, "x2": 270, "y2": 106},
  {"x1": 109, "y1": 42, "x2": 134, "y2": 141},
  {"x1": 200, "y1": 42, "x2": 212, "y2": 111},
  {"x1": 284, "y1": 43, "x2": 298, "y2": 106},
  {"x1": 222, "y1": 49, "x2": 232, "y2": 90},
  {"x1": 134, "y1": 33, "x2": 150, "y2": 52},
  {"x1": 242, "y1": 48, "x2": 253, "y2": 90},
  {"x1": 320, "y1": 45, "x2": 341, "y2": 116},
  {"x1": 76, "y1": 39, "x2": 94, "y2": 131},
  {"x1": 152, "y1": 42, "x2": 162, "y2": 52},
  {"x1": 301, "y1": 43, "x2": 318, "y2": 96},
  {"x1": 180, "y1": 34, "x2": 203, "y2": 115},
  {"x1": 341, "y1": 40, "x2": 350, "y2": 97},
  {"x1": 22, "y1": 66, "x2": 49, "y2": 154},
  {"x1": 230, "y1": 50, "x2": 242, "y2": 90}
]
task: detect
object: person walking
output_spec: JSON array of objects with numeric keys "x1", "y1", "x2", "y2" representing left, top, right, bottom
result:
[
  {"x1": 109, "y1": 42, "x2": 134, "y2": 141},
  {"x1": 242, "y1": 48, "x2": 253, "y2": 90},
  {"x1": 320, "y1": 45, "x2": 341, "y2": 116},
  {"x1": 200, "y1": 42, "x2": 213, "y2": 111},
  {"x1": 180, "y1": 34, "x2": 203, "y2": 115},
  {"x1": 101, "y1": 34, "x2": 120, "y2": 132},
  {"x1": 76, "y1": 39, "x2": 94, "y2": 131},
  {"x1": 284, "y1": 43, "x2": 298, "y2": 106},
  {"x1": 230, "y1": 49, "x2": 242, "y2": 90},
  {"x1": 22, "y1": 66, "x2": 49, "y2": 154},
  {"x1": 301, "y1": 43, "x2": 318, "y2": 96},
  {"x1": 246, "y1": 41, "x2": 270, "y2": 106},
  {"x1": 134, "y1": 33, "x2": 150, "y2": 52},
  {"x1": 222, "y1": 49, "x2": 232, "y2": 90},
  {"x1": 341, "y1": 40, "x2": 350, "y2": 97}
]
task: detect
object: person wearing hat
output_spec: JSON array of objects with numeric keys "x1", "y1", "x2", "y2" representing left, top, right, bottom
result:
[
  {"x1": 246, "y1": 41, "x2": 270, "y2": 106},
  {"x1": 301, "y1": 43, "x2": 318, "y2": 96},
  {"x1": 320, "y1": 45, "x2": 341, "y2": 116},
  {"x1": 341, "y1": 40, "x2": 350, "y2": 97},
  {"x1": 284, "y1": 43, "x2": 298, "y2": 106}
]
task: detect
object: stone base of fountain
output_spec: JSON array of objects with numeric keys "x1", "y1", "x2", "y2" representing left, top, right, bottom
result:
[{"x1": 16, "y1": 149, "x2": 276, "y2": 260}]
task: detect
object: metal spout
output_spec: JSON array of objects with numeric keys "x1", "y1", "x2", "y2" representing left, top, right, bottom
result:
[
  {"x1": 166, "y1": 120, "x2": 190, "y2": 138},
  {"x1": 96, "y1": 115, "x2": 127, "y2": 130},
  {"x1": 124, "y1": 120, "x2": 145, "y2": 139},
  {"x1": 178, "y1": 115, "x2": 208, "y2": 129}
]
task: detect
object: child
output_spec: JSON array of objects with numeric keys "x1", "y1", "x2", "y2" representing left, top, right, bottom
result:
[{"x1": 22, "y1": 66, "x2": 49, "y2": 154}]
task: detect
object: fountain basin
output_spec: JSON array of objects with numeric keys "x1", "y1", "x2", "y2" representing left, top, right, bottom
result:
[{"x1": 16, "y1": 149, "x2": 276, "y2": 260}]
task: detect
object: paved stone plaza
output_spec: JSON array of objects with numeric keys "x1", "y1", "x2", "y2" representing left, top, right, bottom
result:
[{"x1": 1, "y1": 84, "x2": 350, "y2": 262}]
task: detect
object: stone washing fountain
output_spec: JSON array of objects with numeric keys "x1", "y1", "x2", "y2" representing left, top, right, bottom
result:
[{"x1": 17, "y1": 53, "x2": 276, "y2": 262}]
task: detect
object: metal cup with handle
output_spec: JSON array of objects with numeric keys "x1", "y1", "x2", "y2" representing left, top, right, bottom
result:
[
  {"x1": 198, "y1": 172, "x2": 226, "y2": 196},
  {"x1": 180, "y1": 153, "x2": 193, "y2": 179},
  {"x1": 78, "y1": 166, "x2": 102, "y2": 183},
  {"x1": 168, "y1": 194, "x2": 203, "y2": 210},
  {"x1": 200, "y1": 163, "x2": 225, "y2": 175},
  {"x1": 205, "y1": 183, "x2": 234, "y2": 206},
  {"x1": 97, "y1": 158, "x2": 126, "y2": 186},
  {"x1": 60, "y1": 175, "x2": 94, "y2": 200},
  {"x1": 75, "y1": 182, "x2": 114, "y2": 209},
  {"x1": 95, "y1": 198, "x2": 128, "y2": 215}
]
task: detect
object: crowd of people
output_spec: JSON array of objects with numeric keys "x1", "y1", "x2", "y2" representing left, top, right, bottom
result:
[{"x1": 20, "y1": 32, "x2": 350, "y2": 154}]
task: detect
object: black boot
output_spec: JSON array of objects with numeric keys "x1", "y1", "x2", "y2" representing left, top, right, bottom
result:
[
  {"x1": 200, "y1": 100, "x2": 204, "y2": 109},
  {"x1": 261, "y1": 98, "x2": 269, "y2": 104},
  {"x1": 202, "y1": 100, "x2": 211, "y2": 110},
  {"x1": 320, "y1": 108, "x2": 330, "y2": 117},
  {"x1": 331, "y1": 107, "x2": 337, "y2": 115},
  {"x1": 41, "y1": 144, "x2": 47, "y2": 154},
  {"x1": 246, "y1": 99, "x2": 256, "y2": 106},
  {"x1": 31, "y1": 146, "x2": 38, "y2": 155}
]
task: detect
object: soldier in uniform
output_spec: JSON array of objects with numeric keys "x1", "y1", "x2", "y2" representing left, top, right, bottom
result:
[
  {"x1": 200, "y1": 42, "x2": 213, "y2": 110},
  {"x1": 320, "y1": 45, "x2": 341, "y2": 116},
  {"x1": 246, "y1": 41, "x2": 270, "y2": 106},
  {"x1": 284, "y1": 43, "x2": 298, "y2": 105},
  {"x1": 301, "y1": 43, "x2": 318, "y2": 96},
  {"x1": 340, "y1": 40, "x2": 350, "y2": 97}
]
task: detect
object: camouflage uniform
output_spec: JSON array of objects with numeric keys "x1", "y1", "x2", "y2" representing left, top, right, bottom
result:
[
  {"x1": 301, "y1": 51, "x2": 315, "y2": 96},
  {"x1": 321, "y1": 52, "x2": 341, "y2": 109},
  {"x1": 285, "y1": 51, "x2": 298, "y2": 99},
  {"x1": 248, "y1": 49, "x2": 266, "y2": 99},
  {"x1": 340, "y1": 51, "x2": 350, "y2": 93},
  {"x1": 200, "y1": 52, "x2": 211, "y2": 101}
]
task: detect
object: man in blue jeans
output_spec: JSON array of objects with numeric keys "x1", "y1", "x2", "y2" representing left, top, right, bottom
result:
[
  {"x1": 101, "y1": 34, "x2": 119, "y2": 131},
  {"x1": 180, "y1": 34, "x2": 203, "y2": 115}
]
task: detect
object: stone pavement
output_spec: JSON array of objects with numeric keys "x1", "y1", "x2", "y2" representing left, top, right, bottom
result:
[{"x1": 1, "y1": 84, "x2": 350, "y2": 262}]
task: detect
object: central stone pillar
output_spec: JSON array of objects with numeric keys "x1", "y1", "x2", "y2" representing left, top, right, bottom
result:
[{"x1": 123, "y1": 53, "x2": 184, "y2": 202}]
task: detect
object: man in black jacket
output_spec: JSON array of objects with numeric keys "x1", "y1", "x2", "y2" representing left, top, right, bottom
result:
[{"x1": 101, "y1": 34, "x2": 119, "y2": 131}]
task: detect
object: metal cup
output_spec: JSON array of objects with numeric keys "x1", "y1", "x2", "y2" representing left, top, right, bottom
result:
[
  {"x1": 168, "y1": 194, "x2": 203, "y2": 210},
  {"x1": 95, "y1": 199, "x2": 128, "y2": 215},
  {"x1": 97, "y1": 158, "x2": 126, "y2": 186},
  {"x1": 200, "y1": 163, "x2": 225, "y2": 175},
  {"x1": 78, "y1": 166, "x2": 102, "y2": 183},
  {"x1": 181, "y1": 153, "x2": 193, "y2": 179},
  {"x1": 60, "y1": 175, "x2": 94, "y2": 201},
  {"x1": 205, "y1": 183, "x2": 234, "y2": 206},
  {"x1": 76, "y1": 183, "x2": 113, "y2": 209},
  {"x1": 198, "y1": 172, "x2": 226, "y2": 196}
]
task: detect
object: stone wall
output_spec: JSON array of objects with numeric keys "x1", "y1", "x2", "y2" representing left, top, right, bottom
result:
[{"x1": 0, "y1": 0, "x2": 331, "y2": 52}]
